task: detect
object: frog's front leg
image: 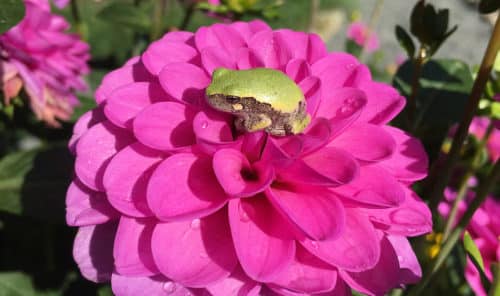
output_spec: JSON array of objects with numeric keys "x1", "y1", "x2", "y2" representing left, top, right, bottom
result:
[{"x1": 243, "y1": 113, "x2": 272, "y2": 133}]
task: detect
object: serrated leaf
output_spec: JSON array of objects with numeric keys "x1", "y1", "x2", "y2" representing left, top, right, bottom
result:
[
  {"x1": 0, "y1": 272, "x2": 36, "y2": 296},
  {"x1": 395, "y1": 25, "x2": 416, "y2": 58},
  {"x1": 0, "y1": 0, "x2": 25, "y2": 34},
  {"x1": 479, "y1": 0, "x2": 500, "y2": 14},
  {"x1": 0, "y1": 145, "x2": 73, "y2": 223}
]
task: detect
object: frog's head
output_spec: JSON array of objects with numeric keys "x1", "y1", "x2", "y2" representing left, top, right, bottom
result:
[{"x1": 205, "y1": 68, "x2": 247, "y2": 114}]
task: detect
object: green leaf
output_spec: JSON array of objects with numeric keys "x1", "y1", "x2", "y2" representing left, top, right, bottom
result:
[
  {"x1": 395, "y1": 25, "x2": 416, "y2": 58},
  {"x1": 97, "y1": 2, "x2": 151, "y2": 33},
  {"x1": 490, "y1": 263, "x2": 500, "y2": 296},
  {"x1": 0, "y1": 272, "x2": 36, "y2": 296},
  {"x1": 392, "y1": 59, "x2": 473, "y2": 158},
  {"x1": 464, "y1": 231, "x2": 492, "y2": 291},
  {"x1": 479, "y1": 0, "x2": 500, "y2": 14},
  {"x1": 0, "y1": 145, "x2": 73, "y2": 223},
  {"x1": 0, "y1": 0, "x2": 25, "y2": 34}
]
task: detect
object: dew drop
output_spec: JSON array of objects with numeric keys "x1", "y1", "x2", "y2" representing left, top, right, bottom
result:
[
  {"x1": 238, "y1": 202, "x2": 250, "y2": 223},
  {"x1": 190, "y1": 218, "x2": 200, "y2": 229},
  {"x1": 201, "y1": 121, "x2": 209, "y2": 129},
  {"x1": 345, "y1": 63, "x2": 356, "y2": 70},
  {"x1": 310, "y1": 241, "x2": 319, "y2": 250},
  {"x1": 397, "y1": 255, "x2": 404, "y2": 263},
  {"x1": 163, "y1": 282, "x2": 177, "y2": 294},
  {"x1": 199, "y1": 252, "x2": 208, "y2": 259}
]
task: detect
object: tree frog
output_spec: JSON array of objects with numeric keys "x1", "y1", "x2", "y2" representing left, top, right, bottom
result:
[{"x1": 205, "y1": 67, "x2": 311, "y2": 136}]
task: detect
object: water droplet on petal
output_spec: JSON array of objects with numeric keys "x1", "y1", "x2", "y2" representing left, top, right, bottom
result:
[
  {"x1": 199, "y1": 252, "x2": 208, "y2": 259},
  {"x1": 163, "y1": 282, "x2": 177, "y2": 294},
  {"x1": 201, "y1": 121, "x2": 209, "y2": 129},
  {"x1": 190, "y1": 218, "x2": 200, "y2": 229},
  {"x1": 397, "y1": 255, "x2": 404, "y2": 263},
  {"x1": 345, "y1": 63, "x2": 356, "y2": 70},
  {"x1": 238, "y1": 202, "x2": 250, "y2": 223},
  {"x1": 310, "y1": 241, "x2": 319, "y2": 250}
]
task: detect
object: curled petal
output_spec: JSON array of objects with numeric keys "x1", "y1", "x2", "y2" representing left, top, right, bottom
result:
[
  {"x1": 111, "y1": 274, "x2": 198, "y2": 296},
  {"x1": 75, "y1": 122, "x2": 133, "y2": 191},
  {"x1": 152, "y1": 209, "x2": 238, "y2": 287},
  {"x1": 133, "y1": 102, "x2": 197, "y2": 151},
  {"x1": 113, "y1": 217, "x2": 158, "y2": 276},
  {"x1": 158, "y1": 63, "x2": 210, "y2": 105},
  {"x1": 285, "y1": 58, "x2": 311, "y2": 83},
  {"x1": 311, "y1": 53, "x2": 360, "y2": 90},
  {"x1": 195, "y1": 24, "x2": 246, "y2": 52},
  {"x1": 192, "y1": 110, "x2": 238, "y2": 155},
  {"x1": 66, "y1": 178, "x2": 119, "y2": 226},
  {"x1": 206, "y1": 265, "x2": 261, "y2": 296},
  {"x1": 142, "y1": 39, "x2": 198, "y2": 75},
  {"x1": 147, "y1": 153, "x2": 228, "y2": 221},
  {"x1": 201, "y1": 46, "x2": 236, "y2": 75},
  {"x1": 229, "y1": 198, "x2": 295, "y2": 282},
  {"x1": 73, "y1": 222, "x2": 117, "y2": 282},
  {"x1": 387, "y1": 235, "x2": 422, "y2": 284},
  {"x1": 213, "y1": 148, "x2": 274, "y2": 198},
  {"x1": 267, "y1": 184, "x2": 345, "y2": 241},
  {"x1": 301, "y1": 209, "x2": 380, "y2": 272}
]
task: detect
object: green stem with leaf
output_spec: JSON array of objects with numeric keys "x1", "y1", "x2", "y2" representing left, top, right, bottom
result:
[
  {"x1": 426, "y1": 16, "x2": 500, "y2": 215},
  {"x1": 442, "y1": 121, "x2": 495, "y2": 240},
  {"x1": 407, "y1": 46, "x2": 427, "y2": 131}
]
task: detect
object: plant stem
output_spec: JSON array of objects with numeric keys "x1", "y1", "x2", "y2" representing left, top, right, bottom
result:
[
  {"x1": 151, "y1": 0, "x2": 167, "y2": 41},
  {"x1": 179, "y1": 3, "x2": 195, "y2": 31},
  {"x1": 490, "y1": 263, "x2": 500, "y2": 296},
  {"x1": 426, "y1": 16, "x2": 500, "y2": 215},
  {"x1": 359, "y1": 0, "x2": 384, "y2": 63},
  {"x1": 308, "y1": 0, "x2": 320, "y2": 33},
  {"x1": 408, "y1": 158, "x2": 500, "y2": 296},
  {"x1": 442, "y1": 121, "x2": 495, "y2": 240},
  {"x1": 70, "y1": 0, "x2": 84, "y2": 38},
  {"x1": 407, "y1": 47, "x2": 426, "y2": 132}
]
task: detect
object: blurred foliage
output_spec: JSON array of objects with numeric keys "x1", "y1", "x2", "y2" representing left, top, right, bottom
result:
[{"x1": 0, "y1": 0, "x2": 25, "y2": 34}]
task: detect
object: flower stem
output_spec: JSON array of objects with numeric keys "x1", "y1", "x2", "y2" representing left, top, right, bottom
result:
[
  {"x1": 151, "y1": 0, "x2": 167, "y2": 41},
  {"x1": 489, "y1": 263, "x2": 500, "y2": 296},
  {"x1": 441, "y1": 121, "x2": 495, "y2": 240},
  {"x1": 179, "y1": 2, "x2": 195, "y2": 31},
  {"x1": 408, "y1": 158, "x2": 500, "y2": 295},
  {"x1": 70, "y1": 0, "x2": 84, "y2": 38},
  {"x1": 426, "y1": 16, "x2": 500, "y2": 215},
  {"x1": 359, "y1": 0, "x2": 384, "y2": 63},
  {"x1": 407, "y1": 47, "x2": 426, "y2": 132}
]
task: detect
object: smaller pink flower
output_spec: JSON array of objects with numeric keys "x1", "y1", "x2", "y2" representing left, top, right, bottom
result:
[
  {"x1": 469, "y1": 117, "x2": 500, "y2": 161},
  {"x1": 346, "y1": 21, "x2": 380, "y2": 53},
  {"x1": 0, "y1": 0, "x2": 90, "y2": 126},
  {"x1": 439, "y1": 190, "x2": 500, "y2": 296}
]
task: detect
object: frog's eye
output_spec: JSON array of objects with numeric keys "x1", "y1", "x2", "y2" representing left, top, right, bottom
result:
[{"x1": 225, "y1": 96, "x2": 240, "y2": 104}]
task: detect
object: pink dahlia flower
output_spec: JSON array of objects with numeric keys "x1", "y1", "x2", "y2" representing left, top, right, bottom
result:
[
  {"x1": 0, "y1": 0, "x2": 90, "y2": 126},
  {"x1": 439, "y1": 190, "x2": 500, "y2": 296},
  {"x1": 67, "y1": 20, "x2": 431, "y2": 296},
  {"x1": 469, "y1": 117, "x2": 500, "y2": 161},
  {"x1": 346, "y1": 21, "x2": 380, "y2": 53}
]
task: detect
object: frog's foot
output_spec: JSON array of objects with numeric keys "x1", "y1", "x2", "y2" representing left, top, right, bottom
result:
[{"x1": 244, "y1": 114, "x2": 272, "y2": 133}]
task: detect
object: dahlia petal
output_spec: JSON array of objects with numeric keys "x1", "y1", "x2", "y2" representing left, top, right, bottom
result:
[
  {"x1": 151, "y1": 209, "x2": 237, "y2": 287},
  {"x1": 229, "y1": 198, "x2": 295, "y2": 282},
  {"x1": 235, "y1": 48, "x2": 263, "y2": 70},
  {"x1": 104, "y1": 82, "x2": 169, "y2": 129},
  {"x1": 299, "y1": 76, "x2": 321, "y2": 116},
  {"x1": 249, "y1": 30, "x2": 290, "y2": 69},
  {"x1": 387, "y1": 235, "x2": 422, "y2": 284},
  {"x1": 112, "y1": 274, "x2": 196, "y2": 296},
  {"x1": 192, "y1": 109, "x2": 237, "y2": 155},
  {"x1": 340, "y1": 236, "x2": 399, "y2": 296},
  {"x1": 195, "y1": 24, "x2": 246, "y2": 52},
  {"x1": 213, "y1": 149, "x2": 274, "y2": 198},
  {"x1": 336, "y1": 165, "x2": 405, "y2": 207},
  {"x1": 354, "y1": 75, "x2": 406, "y2": 125},
  {"x1": 142, "y1": 40, "x2": 198, "y2": 75},
  {"x1": 267, "y1": 184, "x2": 345, "y2": 241},
  {"x1": 365, "y1": 189, "x2": 432, "y2": 237},
  {"x1": 206, "y1": 265, "x2": 261, "y2": 296},
  {"x1": 274, "y1": 30, "x2": 327, "y2": 64},
  {"x1": 230, "y1": 20, "x2": 271, "y2": 43},
  {"x1": 73, "y1": 222, "x2": 117, "y2": 282},
  {"x1": 75, "y1": 122, "x2": 134, "y2": 191},
  {"x1": 69, "y1": 108, "x2": 105, "y2": 154},
  {"x1": 241, "y1": 131, "x2": 268, "y2": 162},
  {"x1": 96, "y1": 62, "x2": 152, "y2": 104},
  {"x1": 299, "y1": 118, "x2": 331, "y2": 154},
  {"x1": 66, "y1": 179, "x2": 119, "y2": 226},
  {"x1": 133, "y1": 102, "x2": 197, "y2": 151},
  {"x1": 103, "y1": 142, "x2": 164, "y2": 217},
  {"x1": 113, "y1": 217, "x2": 158, "y2": 276},
  {"x1": 201, "y1": 46, "x2": 236, "y2": 75},
  {"x1": 270, "y1": 245, "x2": 338, "y2": 294},
  {"x1": 333, "y1": 123, "x2": 396, "y2": 162},
  {"x1": 147, "y1": 153, "x2": 228, "y2": 221},
  {"x1": 311, "y1": 53, "x2": 360, "y2": 89},
  {"x1": 279, "y1": 147, "x2": 358, "y2": 187},
  {"x1": 285, "y1": 59, "x2": 311, "y2": 83},
  {"x1": 315, "y1": 87, "x2": 367, "y2": 126},
  {"x1": 158, "y1": 63, "x2": 210, "y2": 105},
  {"x1": 380, "y1": 126, "x2": 428, "y2": 181},
  {"x1": 301, "y1": 209, "x2": 380, "y2": 272}
]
